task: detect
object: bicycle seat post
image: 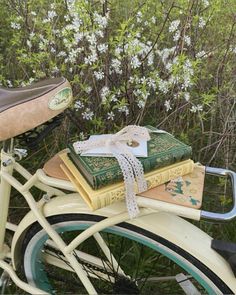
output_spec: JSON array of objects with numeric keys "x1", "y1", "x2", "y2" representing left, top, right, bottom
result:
[{"x1": 0, "y1": 138, "x2": 14, "y2": 254}]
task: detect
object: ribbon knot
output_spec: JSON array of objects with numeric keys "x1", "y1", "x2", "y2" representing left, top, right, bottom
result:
[{"x1": 73, "y1": 125, "x2": 151, "y2": 218}]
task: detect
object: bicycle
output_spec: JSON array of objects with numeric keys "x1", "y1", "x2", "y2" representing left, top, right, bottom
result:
[{"x1": 0, "y1": 76, "x2": 236, "y2": 294}]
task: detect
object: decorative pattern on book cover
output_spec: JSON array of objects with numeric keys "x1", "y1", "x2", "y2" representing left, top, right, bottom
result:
[
  {"x1": 59, "y1": 152, "x2": 194, "y2": 210},
  {"x1": 68, "y1": 126, "x2": 192, "y2": 190},
  {"x1": 139, "y1": 164, "x2": 205, "y2": 209}
]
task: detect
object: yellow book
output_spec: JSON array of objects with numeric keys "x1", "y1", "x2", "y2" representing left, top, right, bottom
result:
[{"x1": 59, "y1": 152, "x2": 194, "y2": 210}]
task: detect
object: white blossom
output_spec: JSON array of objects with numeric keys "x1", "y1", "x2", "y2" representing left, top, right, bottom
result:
[
  {"x1": 232, "y1": 47, "x2": 236, "y2": 54},
  {"x1": 183, "y1": 59, "x2": 194, "y2": 76},
  {"x1": 147, "y1": 78, "x2": 156, "y2": 90},
  {"x1": 74, "y1": 100, "x2": 84, "y2": 110},
  {"x1": 95, "y1": 30, "x2": 104, "y2": 38},
  {"x1": 52, "y1": 66, "x2": 59, "y2": 74},
  {"x1": 65, "y1": 48, "x2": 80, "y2": 63},
  {"x1": 196, "y1": 50, "x2": 206, "y2": 58},
  {"x1": 52, "y1": 29, "x2": 60, "y2": 35},
  {"x1": 173, "y1": 30, "x2": 181, "y2": 42},
  {"x1": 85, "y1": 86, "x2": 92, "y2": 94},
  {"x1": 64, "y1": 14, "x2": 70, "y2": 21},
  {"x1": 111, "y1": 95, "x2": 118, "y2": 102},
  {"x1": 151, "y1": 16, "x2": 156, "y2": 24},
  {"x1": 134, "y1": 88, "x2": 150, "y2": 101},
  {"x1": 190, "y1": 104, "x2": 203, "y2": 113},
  {"x1": 71, "y1": 17, "x2": 82, "y2": 30},
  {"x1": 57, "y1": 51, "x2": 67, "y2": 57},
  {"x1": 158, "y1": 80, "x2": 169, "y2": 94},
  {"x1": 6, "y1": 80, "x2": 13, "y2": 88},
  {"x1": 74, "y1": 32, "x2": 83, "y2": 43},
  {"x1": 110, "y1": 58, "x2": 122, "y2": 74},
  {"x1": 107, "y1": 112, "x2": 115, "y2": 120},
  {"x1": 182, "y1": 75, "x2": 192, "y2": 89},
  {"x1": 147, "y1": 53, "x2": 154, "y2": 66},
  {"x1": 202, "y1": 0, "x2": 209, "y2": 8},
  {"x1": 11, "y1": 22, "x2": 21, "y2": 30},
  {"x1": 100, "y1": 86, "x2": 110, "y2": 102},
  {"x1": 136, "y1": 11, "x2": 142, "y2": 23},
  {"x1": 31, "y1": 11, "x2": 37, "y2": 16},
  {"x1": 97, "y1": 43, "x2": 108, "y2": 53},
  {"x1": 29, "y1": 77, "x2": 34, "y2": 84},
  {"x1": 115, "y1": 46, "x2": 123, "y2": 56},
  {"x1": 94, "y1": 70, "x2": 104, "y2": 80},
  {"x1": 184, "y1": 92, "x2": 190, "y2": 101},
  {"x1": 169, "y1": 20, "x2": 180, "y2": 33},
  {"x1": 26, "y1": 40, "x2": 32, "y2": 48},
  {"x1": 164, "y1": 100, "x2": 172, "y2": 111},
  {"x1": 29, "y1": 32, "x2": 35, "y2": 39},
  {"x1": 157, "y1": 47, "x2": 176, "y2": 64},
  {"x1": 129, "y1": 76, "x2": 135, "y2": 83},
  {"x1": 87, "y1": 33, "x2": 97, "y2": 45},
  {"x1": 118, "y1": 105, "x2": 129, "y2": 116},
  {"x1": 50, "y1": 47, "x2": 56, "y2": 54},
  {"x1": 130, "y1": 55, "x2": 141, "y2": 69},
  {"x1": 184, "y1": 36, "x2": 191, "y2": 46},
  {"x1": 82, "y1": 108, "x2": 94, "y2": 120},
  {"x1": 48, "y1": 10, "x2": 57, "y2": 19},
  {"x1": 84, "y1": 51, "x2": 98, "y2": 65},
  {"x1": 94, "y1": 12, "x2": 108, "y2": 29},
  {"x1": 199, "y1": 17, "x2": 206, "y2": 28},
  {"x1": 137, "y1": 99, "x2": 145, "y2": 109}
]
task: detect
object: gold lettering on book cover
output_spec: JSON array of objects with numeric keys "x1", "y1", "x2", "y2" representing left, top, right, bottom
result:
[
  {"x1": 148, "y1": 135, "x2": 182, "y2": 155},
  {"x1": 84, "y1": 157, "x2": 117, "y2": 172}
]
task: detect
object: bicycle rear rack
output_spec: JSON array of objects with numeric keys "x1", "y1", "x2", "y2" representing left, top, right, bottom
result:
[{"x1": 200, "y1": 167, "x2": 236, "y2": 222}]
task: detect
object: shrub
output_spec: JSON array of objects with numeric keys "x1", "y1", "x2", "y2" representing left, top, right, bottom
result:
[{"x1": 0, "y1": 0, "x2": 235, "y2": 167}]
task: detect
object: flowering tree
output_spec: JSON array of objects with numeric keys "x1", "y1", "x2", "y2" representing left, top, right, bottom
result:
[{"x1": 0, "y1": 0, "x2": 235, "y2": 166}]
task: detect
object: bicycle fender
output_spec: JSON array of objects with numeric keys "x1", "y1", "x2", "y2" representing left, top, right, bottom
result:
[{"x1": 11, "y1": 193, "x2": 236, "y2": 292}]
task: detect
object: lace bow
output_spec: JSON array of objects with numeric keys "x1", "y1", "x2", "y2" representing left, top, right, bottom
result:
[{"x1": 73, "y1": 125, "x2": 151, "y2": 218}]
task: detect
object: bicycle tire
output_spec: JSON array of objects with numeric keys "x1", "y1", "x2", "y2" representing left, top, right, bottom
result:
[{"x1": 21, "y1": 213, "x2": 233, "y2": 294}]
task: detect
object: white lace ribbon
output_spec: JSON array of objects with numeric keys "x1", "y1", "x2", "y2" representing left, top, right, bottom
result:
[{"x1": 73, "y1": 125, "x2": 151, "y2": 218}]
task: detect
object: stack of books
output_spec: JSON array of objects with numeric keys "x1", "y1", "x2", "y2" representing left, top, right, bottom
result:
[{"x1": 59, "y1": 126, "x2": 205, "y2": 210}]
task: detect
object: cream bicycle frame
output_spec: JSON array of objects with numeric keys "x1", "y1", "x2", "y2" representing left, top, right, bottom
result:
[{"x1": 1, "y1": 139, "x2": 236, "y2": 294}]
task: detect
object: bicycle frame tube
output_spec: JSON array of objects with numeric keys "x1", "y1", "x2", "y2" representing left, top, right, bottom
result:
[
  {"x1": 0, "y1": 161, "x2": 99, "y2": 294},
  {"x1": 0, "y1": 140, "x2": 14, "y2": 253}
]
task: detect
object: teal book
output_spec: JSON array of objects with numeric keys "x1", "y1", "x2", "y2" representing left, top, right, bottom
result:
[{"x1": 68, "y1": 126, "x2": 192, "y2": 189}]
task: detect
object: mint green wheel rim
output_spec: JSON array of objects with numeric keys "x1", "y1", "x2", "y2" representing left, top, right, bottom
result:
[{"x1": 24, "y1": 219, "x2": 223, "y2": 294}]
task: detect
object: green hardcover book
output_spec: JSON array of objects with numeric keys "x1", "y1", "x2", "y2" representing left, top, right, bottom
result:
[{"x1": 68, "y1": 126, "x2": 192, "y2": 189}]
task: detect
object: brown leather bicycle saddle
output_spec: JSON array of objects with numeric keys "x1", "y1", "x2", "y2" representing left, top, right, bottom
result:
[
  {"x1": 0, "y1": 77, "x2": 73, "y2": 141},
  {"x1": 0, "y1": 77, "x2": 65, "y2": 113}
]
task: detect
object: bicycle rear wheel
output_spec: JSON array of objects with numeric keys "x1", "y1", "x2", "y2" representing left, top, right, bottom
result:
[{"x1": 22, "y1": 214, "x2": 233, "y2": 294}]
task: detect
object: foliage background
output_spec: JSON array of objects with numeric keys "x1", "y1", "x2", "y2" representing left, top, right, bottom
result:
[
  {"x1": 0, "y1": 0, "x2": 235, "y2": 169},
  {"x1": 0, "y1": 1, "x2": 235, "y2": 293}
]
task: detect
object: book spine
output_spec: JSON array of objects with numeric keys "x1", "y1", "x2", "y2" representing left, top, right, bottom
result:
[
  {"x1": 68, "y1": 152, "x2": 98, "y2": 188},
  {"x1": 92, "y1": 160, "x2": 194, "y2": 209},
  {"x1": 69, "y1": 149, "x2": 123, "y2": 190},
  {"x1": 94, "y1": 169, "x2": 123, "y2": 189}
]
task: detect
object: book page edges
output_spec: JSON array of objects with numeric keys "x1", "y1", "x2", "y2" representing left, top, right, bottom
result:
[{"x1": 60, "y1": 163, "x2": 94, "y2": 210}]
